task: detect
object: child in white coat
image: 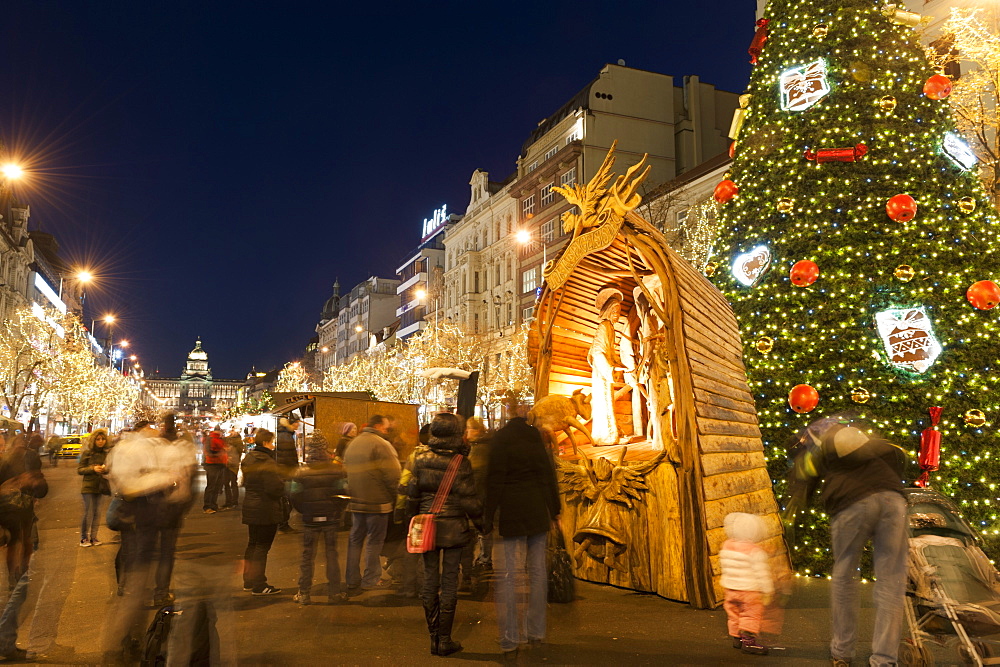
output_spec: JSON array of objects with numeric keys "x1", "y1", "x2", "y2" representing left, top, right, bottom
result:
[{"x1": 720, "y1": 512, "x2": 775, "y2": 655}]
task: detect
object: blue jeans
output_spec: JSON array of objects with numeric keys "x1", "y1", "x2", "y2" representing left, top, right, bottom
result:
[
  {"x1": 830, "y1": 491, "x2": 907, "y2": 666},
  {"x1": 81, "y1": 493, "x2": 103, "y2": 541},
  {"x1": 494, "y1": 532, "x2": 548, "y2": 651},
  {"x1": 345, "y1": 512, "x2": 389, "y2": 589},
  {"x1": 299, "y1": 524, "x2": 341, "y2": 596},
  {"x1": 0, "y1": 571, "x2": 30, "y2": 654}
]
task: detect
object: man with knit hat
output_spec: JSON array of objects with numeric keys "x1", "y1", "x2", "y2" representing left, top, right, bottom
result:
[
  {"x1": 783, "y1": 418, "x2": 908, "y2": 667},
  {"x1": 290, "y1": 430, "x2": 348, "y2": 605}
]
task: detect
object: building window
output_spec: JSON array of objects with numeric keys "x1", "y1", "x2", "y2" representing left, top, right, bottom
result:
[
  {"x1": 544, "y1": 146, "x2": 558, "y2": 161},
  {"x1": 540, "y1": 183, "x2": 554, "y2": 207},
  {"x1": 522, "y1": 195, "x2": 535, "y2": 219},
  {"x1": 522, "y1": 305, "x2": 535, "y2": 322},
  {"x1": 676, "y1": 209, "x2": 689, "y2": 228},
  {"x1": 522, "y1": 267, "x2": 537, "y2": 294},
  {"x1": 473, "y1": 313, "x2": 479, "y2": 334},
  {"x1": 560, "y1": 168, "x2": 576, "y2": 187},
  {"x1": 566, "y1": 128, "x2": 581, "y2": 143},
  {"x1": 527, "y1": 161, "x2": 538, "y2": 173},
  {"x1": 541, "y1": 219, "x2": 556, "y2": 243},
  {"x1": 506, "y1": 302, "x2": 513, "y2": 325}
]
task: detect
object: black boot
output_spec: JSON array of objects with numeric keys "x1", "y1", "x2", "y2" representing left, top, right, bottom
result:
[
  {"x1": 437, "y1": 607, "x2": 463, "y2": 656},
  {"x1": 423, "y1": 598, "x2": 440, "y2": 655}
]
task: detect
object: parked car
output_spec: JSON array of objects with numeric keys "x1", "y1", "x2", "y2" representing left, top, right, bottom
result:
[{"x1": 57, "y1": 434, "x2": 89, "y2": 458}]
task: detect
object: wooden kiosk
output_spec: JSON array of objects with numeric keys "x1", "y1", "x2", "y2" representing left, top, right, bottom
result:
[{"x1": 532, "y1": 146, "x2": 787, "y2": 608}]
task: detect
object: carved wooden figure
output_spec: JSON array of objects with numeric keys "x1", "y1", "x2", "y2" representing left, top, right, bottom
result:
[{"x1": 534, "y1": 142, "x2": 788, "y2": 608}]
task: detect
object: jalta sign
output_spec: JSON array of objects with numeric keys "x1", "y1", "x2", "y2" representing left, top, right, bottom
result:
[{"x1": 421, "y1": 205, "x2": 449, "y2": 240}]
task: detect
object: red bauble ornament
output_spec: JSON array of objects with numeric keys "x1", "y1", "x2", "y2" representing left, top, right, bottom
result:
[
  {"x1": 966, "y1": 280, "x2": 1000, "y2": 310},
  {"x1": 790, "y1": 260, "x2": 819, "y2": 286},
  {"x1": 886, "y1": 194, "x2": 917, "y2": 222},
  {"x1": 788, "y1": 384, "x2": 819, "y2": 413},
  {"x1": 923, "y1": 74, "x2": 952, "y2": 100},
  {"x1": 714, "y1": 179, "x2": 739, "y2": 204}
]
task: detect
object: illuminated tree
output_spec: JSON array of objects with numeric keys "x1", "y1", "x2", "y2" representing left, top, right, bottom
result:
[
  {"x1": 0, "y1": 306, "x2": 62, "y2": 427},
  {"x1": 927, "y1": 8, "x2": 1000, "y2": 209},
  {"x1": 712, "y1": 0, "x2": 1000, "y2": 573},
  {"x1": 275, "y1": 361, "x2": 313, "y2": 393}
]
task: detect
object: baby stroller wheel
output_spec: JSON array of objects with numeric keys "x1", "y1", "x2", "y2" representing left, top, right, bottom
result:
[{"x1": 899, "y1": 639, "x2": 933, "y2": 666}]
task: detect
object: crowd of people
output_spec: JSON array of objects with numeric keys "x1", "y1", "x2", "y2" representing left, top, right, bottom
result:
[{"x1": 0, "y1": 402, "x2": 562, "y2": 663}]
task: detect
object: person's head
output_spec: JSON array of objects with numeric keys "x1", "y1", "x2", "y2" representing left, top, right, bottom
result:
[
  {"x1": 254, "y1": 428, "x2": 275, "y2": 449},
  {"x1": 418, "y1": 423, "x2": 431, "y2": 446},
  {"x1": 367, "y1": 414, "x2": 389, "y2": 434},
  {"x1": 26, "y1": 434, "x2": 44, "y2": 451},
  {"x1": 340, "y1": 422, "x2": 357, "y2": 438},
  {"x1": 305, "y1": 430, "x2": 331, "y2": 464},
  {"x1": 160, "y1": 413, "x2": 178, "y2": 441},
  {"x1": 465, "y1": 416, "x2": 486, "y2": 441},
  {"x1": 88, "y1": 429, "x2": 110, "y2": 450},
  {"x1": 429, "y1": 412, "x2": 463, "y2": 440}
]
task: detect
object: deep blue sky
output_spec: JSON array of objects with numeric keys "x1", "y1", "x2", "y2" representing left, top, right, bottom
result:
[{"x1": 1, "y1": 1, "x2": 754, "y2": 379}]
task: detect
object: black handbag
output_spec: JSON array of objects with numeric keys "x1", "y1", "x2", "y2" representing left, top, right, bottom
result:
[{"x1": 547, "y1": 528, "x2": 575, "y2": 603}]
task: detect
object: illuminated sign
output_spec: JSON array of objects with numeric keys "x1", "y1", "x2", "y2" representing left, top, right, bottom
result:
[
  {"x1": 421, "y1": 204, "x2": 449, "y2": 239},
  {"x1": 875, "y1": 306, "x2": 941, "y2": 374},
  {"x1": 33, "y1": 273, "x2": 66, "y2": 314},
  {"x1": 731, "y1": 245, "x2": 772, "y2": 287},
  {"x1": 942, "y1": 132, "x2": 977, "y2": 171},
  {"x1": 779, "y1": 59, "x2": 830, "y2": 111}
]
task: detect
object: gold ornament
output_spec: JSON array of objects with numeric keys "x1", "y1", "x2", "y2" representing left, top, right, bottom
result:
[
  {"x1": 965, "y1": 409, "x2": 987, "y2": 427},
  {"x1": 776, "y1": 197, "x2": 794, "y2": 214},
  {"x1": 850, "y1": 387, "x2": 871, "y2": 404},
  {"x1": 704, "y1": 261, "x2": 719, "y2": 277},
  {"x1": 850, "y1": 61, "x2": 872, "y2": 83},
  {"x1": 755, "y1": 336, "x2": 774, "y2": 354},
  {"x1": 958, "y1": 197, "x2": 976, "y2": 214},
  {"x1": 882, "y1": 4, "x2": 923, "y2": 28},
  {"x1": 894, "y1": 265, "x2": 915, "y2": 282},
  {"x1": 878, "y1": 95, "x2": 897, "y2": 113},
  {"x1": 813, "y1": 23, "x2": 828, "y2": 38}
]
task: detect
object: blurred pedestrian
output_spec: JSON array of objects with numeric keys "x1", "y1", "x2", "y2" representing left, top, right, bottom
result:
[
  {"x1": 290, "y1": 430, "x2": 348, "y2": 605},
  {"x1": 343, "y1": 414, "x2": 400, "y2": 593},
  {"x1": 202, "y1": 428, "x2": 228, "y2": 514},
  {"x1": 462, "y1": 417, "x2": 493, "y2": 581},
  {"x1": 153, "y1": 415, "x2": 198, "y2": 607},
  {"x1": 401, "y1": 413, "x2": 482, "y2": 656},
  {"x1": 484, "y1": 404, "x2": 561, "y2": 661},
  {"x1": 241, "y1": 428, "x2": 283, "y2": 596},
  {"x1": 0, "y1": 433, "x2": 48, "y2": 661},
  {"x1": 45, "y1": 434, "x2": 64, "y2": 467},
  {"x1": 223, "y1": 428, "x2": 244, "y2": 509},
  {"x1": 77, "y1": 428, "x2": 112, "y2": 547},
  {"x1": 275, "y1": 415, "x2": 301, "y2": 533},
  {"x1": 334, "y1": 422, "x2": 357, "y2": 462}
]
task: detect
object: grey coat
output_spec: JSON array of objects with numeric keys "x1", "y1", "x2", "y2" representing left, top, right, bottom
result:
[{"x1": 343, "y1": 428, "x2": 401, "y2": 513}]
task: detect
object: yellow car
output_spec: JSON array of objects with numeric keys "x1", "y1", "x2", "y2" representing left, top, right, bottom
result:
[{"x1": 57, "y1": 434, "x2": 89, "y2": 458}]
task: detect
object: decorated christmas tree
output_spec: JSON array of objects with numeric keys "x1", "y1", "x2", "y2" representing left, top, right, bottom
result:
[{"x1": 711, "y1": 0, "x2": 1000, "y2": 574}]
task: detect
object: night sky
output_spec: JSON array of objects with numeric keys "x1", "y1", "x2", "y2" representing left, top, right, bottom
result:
[{"x1": 1, "y1": 1, "x2": 753, "y2": 379}]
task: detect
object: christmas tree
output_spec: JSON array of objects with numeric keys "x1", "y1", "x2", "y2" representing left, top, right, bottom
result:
[{"x1": 711, "y1": 0, "x2": 1000, "y2": 574}]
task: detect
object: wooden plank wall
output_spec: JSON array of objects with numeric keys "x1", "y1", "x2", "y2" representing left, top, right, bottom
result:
[{"x1": 667, "y1": 250, "x2": 789, "y2": 603}]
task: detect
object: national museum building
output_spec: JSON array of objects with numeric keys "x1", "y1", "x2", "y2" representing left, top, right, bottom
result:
[{"x1": 143, "y1": 339, "x2": 242, "y2": 421}]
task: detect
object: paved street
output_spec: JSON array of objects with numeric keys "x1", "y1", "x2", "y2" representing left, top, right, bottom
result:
[{"x1": 4, "y1": 466, "x2": 908, "y2": 665}]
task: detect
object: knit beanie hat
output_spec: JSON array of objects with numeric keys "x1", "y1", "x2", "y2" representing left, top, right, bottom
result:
[{"x1": 305, "y1": 430, "x2": 331, "y2": 463}]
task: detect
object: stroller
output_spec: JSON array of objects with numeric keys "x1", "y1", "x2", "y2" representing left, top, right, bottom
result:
[{"x1": 901, "y1": 487, "x2": 1000, "y2": 666}]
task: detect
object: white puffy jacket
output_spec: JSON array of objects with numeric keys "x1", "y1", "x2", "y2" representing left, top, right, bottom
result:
[{"x1": 718, "y1": 512, "x2": 773, "y2": 595}]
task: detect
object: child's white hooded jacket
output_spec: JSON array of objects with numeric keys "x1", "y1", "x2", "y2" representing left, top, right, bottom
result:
[{"x1": 719, "y1": 512, "x2": 774, "y2": 595}]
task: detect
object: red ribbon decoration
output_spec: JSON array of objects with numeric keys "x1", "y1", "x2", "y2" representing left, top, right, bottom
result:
[
  {"x1": 917, "y1": 407, "x2": 943, "y2": 488},
  {"x1": 748, "y1": 19, "x2": 770, "y2": 65},
  {"x1": 804, "y1": 143, "x2": 868, "y2": 163}
]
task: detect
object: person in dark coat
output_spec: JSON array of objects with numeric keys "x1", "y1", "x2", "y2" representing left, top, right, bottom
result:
[
  {"x1": 290, "y1": 430, "x2": 348, "y2": 605},
  {"x1": 222, "y1": 429, "x2": 244, "y2": 509},
  {"x1": 240, "y1": 428, "x2": 284, "y2": 595},
  {"x1": 484, "y1": 405, "x2": 561, "y2": 661},
  {"x1": 77, "y1": 428, "x2": 111, "y2": 546},
  {"x1": 402, "y1": 413, "x2": 482, "y2": 657}
]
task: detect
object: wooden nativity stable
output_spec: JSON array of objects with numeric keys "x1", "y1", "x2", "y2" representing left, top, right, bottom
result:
[{"x1": 530, "y1": 145, "x2": 788, "y2": 608}]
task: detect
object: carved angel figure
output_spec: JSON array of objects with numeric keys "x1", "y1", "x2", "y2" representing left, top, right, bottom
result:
[{"x1": 557, "y1": 448, "x2": 665, "y2": 571}]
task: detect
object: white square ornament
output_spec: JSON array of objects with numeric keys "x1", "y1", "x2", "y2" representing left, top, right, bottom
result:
[
  {"x1": 874, "y1": 307, "x2": 941, "y2": 374},
  {"x1": 779, "y1": 59, "x2": 831, "y2": 111}
]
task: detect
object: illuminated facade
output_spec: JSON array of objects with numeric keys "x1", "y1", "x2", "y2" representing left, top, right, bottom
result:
[{"x1": 143, "y1": 339, "x2": 241, "y2": 420}]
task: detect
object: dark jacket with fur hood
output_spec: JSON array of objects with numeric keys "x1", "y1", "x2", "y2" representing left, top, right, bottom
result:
[{"x1": 402, "y1": 434, "x2": 482, "y2": 549}]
